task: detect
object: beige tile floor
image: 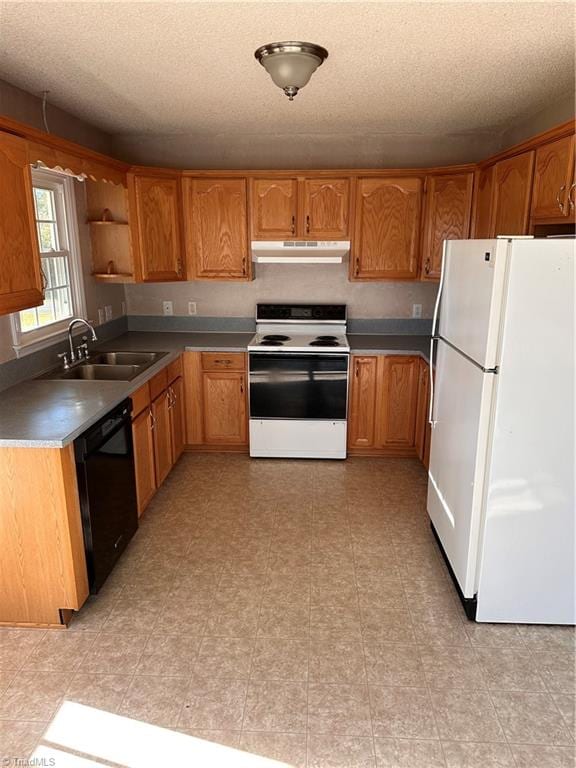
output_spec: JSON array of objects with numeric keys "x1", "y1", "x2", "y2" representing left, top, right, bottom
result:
[{"x1": 1, "y1": 453, "x2": 575, "y2": 767}]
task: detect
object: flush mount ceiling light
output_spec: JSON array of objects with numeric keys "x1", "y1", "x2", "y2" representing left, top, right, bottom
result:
[{"x1": 254, "y1": 41, "x2": 329, "y2": 100}]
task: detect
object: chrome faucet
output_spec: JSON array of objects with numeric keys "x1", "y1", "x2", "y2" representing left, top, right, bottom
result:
[{"x1": 67, "y1": 318, "x2": 98, "y2": 365}]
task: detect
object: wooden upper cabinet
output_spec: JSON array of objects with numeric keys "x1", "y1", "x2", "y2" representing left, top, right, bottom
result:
[
  {"x1": 184, "y1": 178, "x2": 249, "y2": 280},
  {"x1": 352, "y1": 177, "x2": 422, "y2": 280},
  {"x1": 490, "y1": 151, "x2": 535, "y2": 236},
  {"x1": 0, "y1": 132, "x2": 43, "y2": 316},
  {"x1": 531, "y1": 135, "x2": 575, "y2": 220},
  {"x1": 375, "y1": 356, "x2": 420, "y2": 449},
  {"x1": 302, "y1": 178, "x2": 350, "y2": 238},
  {"x1": 472, "y1": 165, "x2": 495, "y2": 238},
  {"x1": 348, "y1": 356, "x2": 378, "y2": 448},
  {"x1": 129, "y1": 173, "x2": 184, "y2": 282},
  {"x1": 251, "y1": 178, "x2": 298, "y2": 239},
  {"x1": 421, "y1": 173, "x2": 474, "y2": 281},
  {"x1": 202, "y1": 371, "x2": 247, "y2": 444}
]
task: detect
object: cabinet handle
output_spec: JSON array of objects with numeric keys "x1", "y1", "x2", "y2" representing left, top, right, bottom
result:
[
  {"x1": 167, "y1": 386, "x2": 174, "y2": 409},
  {"x1": 355, "y1": 363, "x2": 359, "y2": 378},
  {"x1": 240, "y1": 380, "x2": 244, "y2": 394},
  {"x1": 214, "y1": 359, "x2": 231, "y2": 365},
  {"x1": 40, "y1": 266, "x2": 47, "y2": 294},
  {"x1": 557, "y1": 185, "x2": 566, "y2": 213},
  {"x1": 354, "y1": 257, "x2": 360, "y2": 277},
  {"x1": 242, "y1": 256, "x2": 246, "y2": 275},
  {"x1": 149, "y1": 408, "x2": 156, "y2": 431},
  {"x1": 569, "y1": 183, "x2": 576, "y2": 211},
  {"x1": 424, "y1": 258, "x2": 431, "y2": 275},
  {"x1": 291, "y1": 215, "x2": 296, "y2": 235},
  {"x1": 306, "y1": 215, "x2": 310, "y2": 234},
  {"x1": 177, "y1": 256, "x2": 183, "y2": 275}
]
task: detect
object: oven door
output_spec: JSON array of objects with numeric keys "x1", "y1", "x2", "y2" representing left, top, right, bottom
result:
[{"x1": 249, "y1": 353, "x2": 349, "y2": 420}]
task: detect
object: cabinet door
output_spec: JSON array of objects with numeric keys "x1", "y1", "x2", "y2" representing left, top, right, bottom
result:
[
  {"x1": 132, "y1": 408, "x2": 156, "y2": 516},
  {"x1": 202, "y1": 371, "x2": 247, "y2": 444},
  {"x1": 531, "y1": 135, "x2": 575, "y2": 220},
  {"x1": 472, "y1": 166, "x2": 495, "y2": 238},
  {"x1": 414, "y1": 358, "x2": 430, "y2": 462},
  {"x1": 303, "y1": 178, "x2": 350, "y2": 238},
  {"x1": 376, "y1": 356, "x2": 419, "y2": 449},
  {"x1": 151, "y1": 390, "x2": 173, "y2": 485},
  {"x1": 348, "y1": 356, "x2": 378, "y2": 448},
  {"x1": 130, "y1": 174, "x2": 184, "y2": 281},
  {"x1": 185, "y1": 178, "x2": 249, "y2": 279},
  {"x1": 421, "y1": 173, "x2": 474, "y2": 280},
  {"x1": 353, "y1": 177, "x2": 422, "y2": 280},
  {"x1": 168, "y1": 376, "x2": 186, "y2": 463},
  {"x1": 251, "y1": 178, "x2": 298, "y2": 239},
  {"x1": 491, "y1": 152, "x2": 535, "y2": 236},
  {"x1": 0, "y1": 133, "x2": 43, "y2": 316}
]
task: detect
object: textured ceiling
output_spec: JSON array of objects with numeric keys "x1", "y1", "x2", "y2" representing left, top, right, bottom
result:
[{"x1": 0, "y1": 1, "x2": 574, "y2": 139}]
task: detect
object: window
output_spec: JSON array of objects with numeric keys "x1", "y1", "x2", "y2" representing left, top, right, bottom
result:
[{"x1": 12, "y1": 169, "x2": 86, "y2": 352}]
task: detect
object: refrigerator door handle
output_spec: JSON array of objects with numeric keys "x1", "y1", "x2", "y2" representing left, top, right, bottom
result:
[
  {"x1": 428, "y1": 337, "x2": 437, "y2": 426},
  {"x1": 431, "y1": 240, "x2": 448, "y2": 337}
]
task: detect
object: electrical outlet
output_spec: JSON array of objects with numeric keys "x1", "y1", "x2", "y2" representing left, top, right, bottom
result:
[
  {"x1": 412, "y1": 303, "x2": 422, "y2": 319},
  {"x1": 162, "y1": 300, "x2": 173, "y2": 316},
  {"x1": 104, "y1": 305, "x2": 113, "y2": 322},
  {"x1": 97, "y1": 308, "x2": 105, "y2": 325},
  {"x1": 188, "y1": 301, "x2": 197, "y2": 316}
]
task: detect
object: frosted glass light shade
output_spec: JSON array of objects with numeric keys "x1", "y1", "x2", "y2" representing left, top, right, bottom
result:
[
  {"x1": 255, "y1": 41, "x2": 328, "y2": 100},
  {"x1": 262, "y1": 52, "x2": 321, "y2": 89}
]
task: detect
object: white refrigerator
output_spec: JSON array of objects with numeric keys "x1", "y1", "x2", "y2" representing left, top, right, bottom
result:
[{"x1": 427, "y1": 237, "x2": 575, "y2": 624}]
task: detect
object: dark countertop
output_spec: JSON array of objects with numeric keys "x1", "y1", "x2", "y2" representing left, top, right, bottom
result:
[{"x1": 0, "y1": 331, "x2": 430, "y2": 447}]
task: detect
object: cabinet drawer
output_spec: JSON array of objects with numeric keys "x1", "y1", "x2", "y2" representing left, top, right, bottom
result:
[
  {"x1": 149, "y1": 367, "x2": 169, "y2": 400},
  {"x1": 131, "y1": 382, "x2": 151, "y2": 419},
  {"x1": 166, "y1": 355, "x2": 183, "y2": 383},
  {"x1": 201, "y1": 352, "x2": 245, "y2": 371}
]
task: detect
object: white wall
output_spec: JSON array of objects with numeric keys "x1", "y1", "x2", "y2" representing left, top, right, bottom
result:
[{"x1": 125, "y1": 263, "x2": 438, "y2": 319}]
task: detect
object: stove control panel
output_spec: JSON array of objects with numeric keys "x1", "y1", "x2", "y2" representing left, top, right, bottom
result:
[{"x1": 256, "y1": 303, "x2": 346, "y2": 322}]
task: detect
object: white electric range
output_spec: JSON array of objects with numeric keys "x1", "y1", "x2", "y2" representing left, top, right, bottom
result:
[{"x1": 247, "y1": 303, "x2": 350, "y2": 459}]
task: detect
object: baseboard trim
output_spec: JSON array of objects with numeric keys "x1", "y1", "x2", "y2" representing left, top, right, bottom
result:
[
  {"x1": 347, "y1": 446, "x2": 418, "y2": 457},
  {"x1": 184, "y1": 445, "x2": 249, "y2": 454}
]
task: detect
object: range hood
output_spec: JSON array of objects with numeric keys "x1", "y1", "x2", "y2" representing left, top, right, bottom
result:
[{"x1": 251, "y1": 240, "x2": 350, "y2": 264}]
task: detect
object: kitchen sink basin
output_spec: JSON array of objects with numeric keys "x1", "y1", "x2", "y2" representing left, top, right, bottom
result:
[
  {"x1": 42, "y1": 350, "x2": 169, "y2": 381},
  {"x1": 90, "y1": 351, "x2": 165, "y2": 366},
  {"x1": 55, "y1": 364, "x2": 143, "y2": 381}
]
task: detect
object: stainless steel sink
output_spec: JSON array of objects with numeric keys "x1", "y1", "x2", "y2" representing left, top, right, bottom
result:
[
  {"x1": 90, "y1": 351, "x2": 164, "y2": 366},
  {"x1": 56, "y1": 364, "x2": 143, "y2": 381},
  {"x1": 42, "y1": 350, "x2": 169, "y2": 381}
]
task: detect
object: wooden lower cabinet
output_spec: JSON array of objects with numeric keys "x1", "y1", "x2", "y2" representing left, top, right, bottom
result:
[
  {"x1": 203, "y1": 371, "x2": 247, "y2": 445},
  {"x1": 415, "y1": 357, "x2": 432, "y2": 468},
  {"x1": 132, "y1": 406, "x2": 156, "y2": 516},
  {"x1": 0, "y1": 444, "x2": 89, "y2": 626},
  {"x1": 131, "y1": 359, "x2": 186, "y2": 516},
  {"x1": 151, "y1": 389, "x2": 173, "y2": 486},
  {"x1": 348, "y1": 354, "x2": 423, "y2": 457},
  {"x1": 168, "y1": 376, "x2": 186, "y2": 462},
  {"x1": 183, "y1": 351, "x2": 248, "y2": 450},
  {"x1": 376, "y1": 356, "x2": 420, "y2": 450},
  {"x1": 348, "y1": 356, "x2": 378, "y2": 448}
]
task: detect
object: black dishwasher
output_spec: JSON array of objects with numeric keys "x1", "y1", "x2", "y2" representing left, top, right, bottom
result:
[{"x1": 74, "y1": 398, "x2": 138, "y2": 593}]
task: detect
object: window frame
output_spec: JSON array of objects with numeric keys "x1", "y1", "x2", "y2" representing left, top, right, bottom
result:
[{"x1": 11, "y1": 169, "x2": 87, "y2": 355}]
